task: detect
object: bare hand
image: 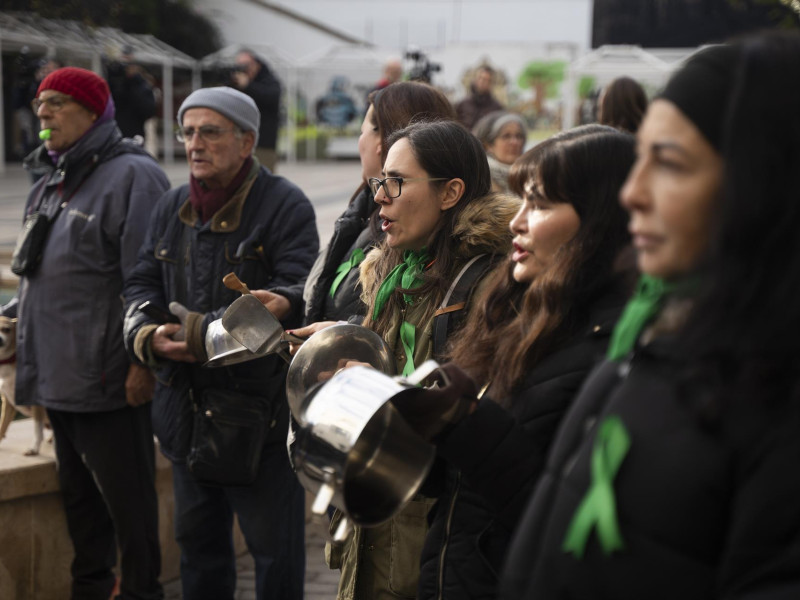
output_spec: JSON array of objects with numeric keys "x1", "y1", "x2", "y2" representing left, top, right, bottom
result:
[
  {"x1": 232, "y1": 72, "x2": 250, "y2": 89},
  {"x1": 125, "y1": 363, "x2": 155, "y2": 407},
  {"x1": 286, "y1": 321, "x2": 337, "y2": 356},
  {"x1": 151, "y1": 323, "x2": 198, "y2": 363},
  {"x1": 251, "y1": 289, "x2": 291, "y2": 320}
]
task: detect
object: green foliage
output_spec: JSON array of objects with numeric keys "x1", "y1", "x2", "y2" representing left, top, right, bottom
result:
[
  {"x1": 517, "y1": 61, "x2": 567, "y2": 98},
  {"x1": 578, "y1": 76, "x2": 596, "y2": 99}
]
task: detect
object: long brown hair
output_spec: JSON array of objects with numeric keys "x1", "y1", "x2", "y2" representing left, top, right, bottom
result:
[
  {"x1": 598, "y1": 77, "x2": 648, "y2": 133},
  {"x1": 449, "y1": 125, "x2": 634, "y2": 400},
  {"x1": 361, "y1": 119, "x2": 495, "y2": 335},
  {"x1": 353, "y1": 82, "x2": 457, "y2": 221}
]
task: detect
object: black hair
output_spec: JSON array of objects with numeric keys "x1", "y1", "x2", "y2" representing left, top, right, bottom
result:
[{"x1": 680, "y1": 31, "x2": 800, "y2": 407}]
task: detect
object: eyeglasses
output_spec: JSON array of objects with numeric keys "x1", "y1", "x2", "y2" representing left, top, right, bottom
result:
[
  {"x1": 368, "y1": 176, "x2": 449, "y2": 199},
  {"x1": 31, "y1": 95, "x2": 74, "y2": 113},
  {"x1": 497, "y1": 132, "x2": 526, "y2": 142},
  {"x1": 175, "y1": 125, "x2": 239, "y2": 143}
]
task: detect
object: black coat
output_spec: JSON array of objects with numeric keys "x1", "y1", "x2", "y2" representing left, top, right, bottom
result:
[
  {"x1": 417, "y1": 289, "x2": 626, "y2": 600},
  {"x1": 274, "y1": 185, "x2": 380, "y2": 326},
  {"x1": 304, "y1": 185, "x2": 378, "y2": 323},
  {"x1": 240, "y1": 60, "x2": 281, "y2": 151},
  {"x1": 499, "y1": 334, "x2": 800, "y2": 599}
]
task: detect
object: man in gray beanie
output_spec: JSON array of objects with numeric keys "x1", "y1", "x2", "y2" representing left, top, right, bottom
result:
[{"x1": 122, "y1": 85, "x2": 319, "y2": 599}]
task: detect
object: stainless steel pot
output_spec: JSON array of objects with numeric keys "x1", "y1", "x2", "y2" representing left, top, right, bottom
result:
[
  {"x1": 204, "y1": 318, "x2": 260, "y2": 367},
  {"x1": 291, "y1": 361, "x2": 438, "y2": 538},
  {"x1": 285, "y1": 324, "x2": 394, "y2": 425}
]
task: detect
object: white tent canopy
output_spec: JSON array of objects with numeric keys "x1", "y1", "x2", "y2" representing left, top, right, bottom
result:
[
  {"x1": 0, "y1": 11, "x2": 199, "y2": 170},
  {"x1": 562, "y1": 44, "x2": 696, "y2": 129}
]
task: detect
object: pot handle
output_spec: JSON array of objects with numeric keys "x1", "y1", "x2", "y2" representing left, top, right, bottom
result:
[
  {"x1": 333, "y1": 516, "x2": 352, "y2": 543},
  {"x1": 401, "y1": 359, "x2": 440, "y2": 386},
  {"x1": 311, "y1": 481, "x2": 335, "y2": 516}
]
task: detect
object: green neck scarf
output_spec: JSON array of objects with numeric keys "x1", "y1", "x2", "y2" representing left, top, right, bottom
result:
[
  {"x1": 606, "y1": 274, "x2": 681, "y2": 361},
  {"x1": 373, "y1": 249, "x2": 430, "y2": 376},
  {"x1": 329, "y1": 248, "x2": 365, "y2": 299},
  {"x1": 373, "y1": 249, "x2": 429, "y2": 320}
]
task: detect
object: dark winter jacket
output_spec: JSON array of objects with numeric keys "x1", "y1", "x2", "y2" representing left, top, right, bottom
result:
[
  {"x1": 238, "y1": 59, "x2": 281, "y2": 151},
  {"x1": 455, "y1": 88, "x2": 503, "y2": 130},
  {"x1": 122, "y1": 162, "x2": 318, "y2": 462},
  {"x1": 417, "y1": 285, "x2": 627, "y2": 600},
  {"x1": 303, "y1": 185, "x2": 378, "y2": 324},
  {"x1": 109, "y1": 70, "x2": 157, "y2": 138},
  {"x1": 6, "y1": 120, "x2": 169, "y2": 411},
  {"x1": 498, "y1": 331, "x2": 800, "y2": 599}
]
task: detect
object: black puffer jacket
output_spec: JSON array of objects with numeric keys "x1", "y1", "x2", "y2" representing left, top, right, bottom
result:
[
  {"x1": 304, "y1": 185, "x2": 378, "y2": 323},
  {"x1": 122, "y1": 164, "x2": 318, "y2": 462},
  {"x1": 499, "y1": 333, "x2": 800, "y2": 599},
  {"x1": 417, "y1": 285, "x2": 627, "y2": 600}
]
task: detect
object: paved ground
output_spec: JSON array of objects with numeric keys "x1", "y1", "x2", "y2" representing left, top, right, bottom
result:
[{"x1": 0, "y1": 157, "x2": 363, "y2": 599}]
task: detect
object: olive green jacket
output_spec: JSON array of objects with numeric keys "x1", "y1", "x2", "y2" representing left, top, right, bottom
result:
[{"x1": 328, "y1": 191, "x2": 519, "y2": 600}]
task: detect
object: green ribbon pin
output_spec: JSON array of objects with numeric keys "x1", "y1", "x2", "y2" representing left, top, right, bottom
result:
[
  {"x1": 329, "y1": 248, "x2": 365, "y2": 299},
  {"x1": 562, "y1": 415, "x2": 630, "y2": 558}
]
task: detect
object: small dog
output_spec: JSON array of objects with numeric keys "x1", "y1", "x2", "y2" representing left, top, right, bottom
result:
[{"x1": 0, "y1": 316, "x2": 49, "y2": 456}]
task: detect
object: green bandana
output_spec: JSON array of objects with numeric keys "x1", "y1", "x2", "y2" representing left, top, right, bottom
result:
[
  {"x1": 373, "y1": 250, "x2": 429, "y2": 320},
  {"x1": 373, "y1": 249, "x2": 429, "y2": 376},
  {"x1": 329, "y1": 248, "x2": 365, "y2": 299},
  {"x1": 562, "y1": 415, "x2": 630, "y2": 558},
  {"x1": 606, "y1": 275, "x2": 681, "y2": 361}
]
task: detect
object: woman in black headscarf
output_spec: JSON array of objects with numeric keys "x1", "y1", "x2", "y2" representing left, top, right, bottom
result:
[{"x1": 497, "y1": 30, "x2": 800, "y2": 600}]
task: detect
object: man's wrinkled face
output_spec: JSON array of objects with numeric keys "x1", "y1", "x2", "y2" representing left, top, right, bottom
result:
[{"x1": 181, "y1": 108, "x2": 254, "y2": 189}]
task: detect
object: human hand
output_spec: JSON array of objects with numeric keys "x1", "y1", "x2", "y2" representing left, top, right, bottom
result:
[
  {"x1": 151, "y1": 323, "x2": 198, "y2": 363},
  {"x1": 286, "y1": 321, "x2": 337, "y2": 355},
  {"x1": 232, "y1": 71, "x2": 250, "y2": 89},
  {"x1": 251, "y1": 289, "x2": 291, "y2": 320},
  {"x1": 125, "y1": 363, "x2": 155, "y2": 407},
  {"x1": 391, "y1": 362, "x2": 478, "y2": 442}
]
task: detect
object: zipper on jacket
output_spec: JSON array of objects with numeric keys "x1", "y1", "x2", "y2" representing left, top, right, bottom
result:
[{"x1": 437, "y1": 471, "x2": 461, "y2": 600}]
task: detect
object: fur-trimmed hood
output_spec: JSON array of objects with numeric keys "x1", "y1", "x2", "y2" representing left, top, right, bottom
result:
[{"x1": 360, "y1": 190, "x2": 519, "y2": 295}]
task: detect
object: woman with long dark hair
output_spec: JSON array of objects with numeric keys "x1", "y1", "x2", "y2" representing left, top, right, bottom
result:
[
  {"x1": 499, "y1": 31, "x2": 800, "y2": 599},
  {"x1": 264, "y1": 81, "x2": 455, "y2": 325},
  {"x1": 391, "y1": 124, "x2": 636, "y2": 599},
  {"x1": 294, "y1": 119, "x2": 518, "y2": 600}
]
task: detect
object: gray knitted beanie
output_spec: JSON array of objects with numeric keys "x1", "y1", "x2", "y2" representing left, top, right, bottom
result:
[{"x1": 178, "y1": 86, "x2": 260, "y2": 145}]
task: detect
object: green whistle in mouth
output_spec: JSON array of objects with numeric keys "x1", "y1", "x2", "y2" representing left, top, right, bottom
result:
[{"x1": 39, "y1": 128, "x2": 52, "y2": 141}]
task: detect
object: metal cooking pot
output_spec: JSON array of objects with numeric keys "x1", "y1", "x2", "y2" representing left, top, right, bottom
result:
[
  {"x1": 286, "y1": 324, "x2": 394, "y2": 425},
  {"x1": 291, "y1": 361, "x2": 438, "y2": 539},
  {"x1": 204, "y1": 318, "x2": 261, "y2": 367}
]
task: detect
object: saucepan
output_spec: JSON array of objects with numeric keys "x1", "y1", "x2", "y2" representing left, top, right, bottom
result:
[
  {"x1": 291, "y1": 361, "x2": 438, "y2": 540},
  {"x1": 285, "y1": 323, "x2": 394, "y2": 425}
]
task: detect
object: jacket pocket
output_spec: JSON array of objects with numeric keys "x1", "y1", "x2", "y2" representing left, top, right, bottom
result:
[{"x1": 388, "y1": 497, "x2": 437, "y2": 598}]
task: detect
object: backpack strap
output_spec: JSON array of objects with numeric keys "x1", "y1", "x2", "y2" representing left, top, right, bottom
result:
[{"x1": 431, "y1": 253, "x2": 497, "y2": 360}]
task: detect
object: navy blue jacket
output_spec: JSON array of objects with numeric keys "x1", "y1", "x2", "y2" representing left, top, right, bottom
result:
[{"x1": 122, "y1": 165, "x2": 318, "y2": 462}]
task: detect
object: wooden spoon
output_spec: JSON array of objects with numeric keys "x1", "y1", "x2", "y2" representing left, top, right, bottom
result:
[{"x1": 222, "y1": 272, "x2": 251, "y2": 295}]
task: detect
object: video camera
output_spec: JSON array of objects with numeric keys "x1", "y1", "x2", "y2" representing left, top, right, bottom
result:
[{"x1": 405, "y1": 49, "x2": 441, "y2": 84}]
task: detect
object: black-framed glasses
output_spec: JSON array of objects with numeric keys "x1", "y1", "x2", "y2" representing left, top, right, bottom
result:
[
  {"x1": 175, "y1": 125, "x2": 239, "y2": 143},
  {"x1": 368, "y1": 176, "x2": 449, "y2": 199},
  {"x1": 31, "y1": 95, "x2": 74, "y2": 113}
]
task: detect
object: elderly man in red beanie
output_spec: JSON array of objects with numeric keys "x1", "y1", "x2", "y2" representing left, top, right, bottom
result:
[{"x1": 3, "y1": 66, "x2": 169, "y2": 600}]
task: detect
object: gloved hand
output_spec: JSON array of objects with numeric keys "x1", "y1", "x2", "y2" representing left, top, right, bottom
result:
[
  {"x1": 391, "y1": 362, "x2": 478, "y2": 442},
  {"x1": 169, "y1": 301, "x2": 207, "y2": 362}
]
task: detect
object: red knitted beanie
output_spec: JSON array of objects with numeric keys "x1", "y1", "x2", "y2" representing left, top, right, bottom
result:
[{"x1": 37, "y1": 67, "x2": 110, "y2": 116}]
